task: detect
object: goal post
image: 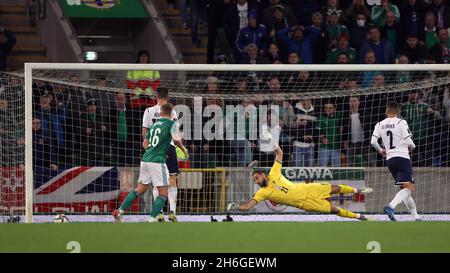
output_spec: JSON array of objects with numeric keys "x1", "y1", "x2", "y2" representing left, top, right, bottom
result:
[
  {"x1": 24, "y1": 64, "x2": 33, "y2": 224},
  {"x1": 13, "y1": 63, "x2": 450, "y2": 222}
]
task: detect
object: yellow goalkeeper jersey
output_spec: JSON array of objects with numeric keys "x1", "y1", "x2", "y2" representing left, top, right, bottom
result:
[{"x1": 252, "y1": 161, "x2": 308, "y2": 208}]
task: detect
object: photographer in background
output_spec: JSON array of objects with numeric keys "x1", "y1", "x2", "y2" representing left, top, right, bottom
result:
[{"x1": 0, "y1": 26, "x2": 16, "y2": 71}]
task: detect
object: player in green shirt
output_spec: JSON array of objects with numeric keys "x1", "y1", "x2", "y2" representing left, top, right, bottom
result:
[{"x1": 112, "y1": 103, "x2": 188, "y2": 223}]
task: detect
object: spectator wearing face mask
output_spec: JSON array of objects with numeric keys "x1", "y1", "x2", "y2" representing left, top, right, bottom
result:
[
  {"x1": 350, "y1": 12, "x2": 369, "y2": 51},
  {"x1": 344, "y1": 0, "x2": 371, "y2": 27}
]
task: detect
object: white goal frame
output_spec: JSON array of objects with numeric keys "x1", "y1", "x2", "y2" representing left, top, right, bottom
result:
[{"x1": 24, "y1": 63, "x2": 449, "y2": 223}]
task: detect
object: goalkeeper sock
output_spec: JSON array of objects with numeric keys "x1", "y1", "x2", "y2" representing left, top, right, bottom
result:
[
  {"x1": 168, "y1": 186, "x2": 178, "y2": 213},
  {"x1": 403, "y1": 195, "x2": 420, "y2": 219},
  {"x1": 337, "y1": 208, "x2": 360, "y2": 219},
  {"x1": 119, "y1": 190, "x2": 138, "y2": 213},
  {"x1": 338, "y1": 184, "x2": 357, "y2": 194},
  {"x1": 389, "y1": 188, "x2": 411, "y2": 209},
  {"x1": 150, "y1": 195, "x2": 168, "y2": 218}
]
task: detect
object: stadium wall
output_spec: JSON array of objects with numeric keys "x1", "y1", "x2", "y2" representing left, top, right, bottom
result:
[{"x1": 36, "y1": 0, "x2": 83, "y2": 63}]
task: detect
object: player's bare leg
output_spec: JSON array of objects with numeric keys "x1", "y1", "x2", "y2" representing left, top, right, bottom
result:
[
  {"x1": 113, "y1": 183, "x2": 149, "y2": 223},
  {"x1": 149, "y1": 186, "x2": 169, "y2": 223},
  {"x1": 330, "y1": 204, "x2": 369, "y2": 221},
  {"x1": 168, "y1": 175, "x2": 178, "y2": 222}
]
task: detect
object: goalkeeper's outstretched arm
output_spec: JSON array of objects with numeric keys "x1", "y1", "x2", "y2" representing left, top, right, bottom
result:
[
  {"x1": 274, "y1": 142, "x2": 283, "y2": 163},
  {"x1": 228, "y1": 200, "x2": 258, "y2": 211},
  {"x1": 263, "y1": 130, "x2": 282, "y2": 163}
]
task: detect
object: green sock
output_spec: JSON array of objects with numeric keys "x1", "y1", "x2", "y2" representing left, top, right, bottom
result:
[
  {"x1": 119, "y1": 191, "x2": 138, "y2": 212},
  {"x1": 150, "y1": 196, "x2": 167, "y2": 218}
]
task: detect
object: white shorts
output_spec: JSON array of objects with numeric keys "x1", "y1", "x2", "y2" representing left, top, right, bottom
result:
[{"x1": 138, "y1": 162, "x2": 170, "y2": 187}]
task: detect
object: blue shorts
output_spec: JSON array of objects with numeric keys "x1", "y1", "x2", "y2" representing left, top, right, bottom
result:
[
  {"x1": 386, "y1": 157, "x2": 414, "y2": 186},
  {"x1": 167, "y1": 145, "x2": 180, "y2": 175}
]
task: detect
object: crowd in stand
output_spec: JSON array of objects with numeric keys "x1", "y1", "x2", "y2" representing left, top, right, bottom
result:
[
  {"x1": 189, "y1": 74, "x2": 450, "y2": 169},
  {"x1": 177, "y1": 0, "x2": 450, "y2": 65}
]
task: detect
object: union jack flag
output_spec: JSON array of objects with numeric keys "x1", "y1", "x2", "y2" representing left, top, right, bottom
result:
[{"x1": 33, "y1": 166, "x2": 120, "y2": 213}]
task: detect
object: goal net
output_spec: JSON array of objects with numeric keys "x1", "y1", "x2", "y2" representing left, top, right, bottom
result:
[{"x1": 1, "y1": 63, "x2": 450, "y2": 223}]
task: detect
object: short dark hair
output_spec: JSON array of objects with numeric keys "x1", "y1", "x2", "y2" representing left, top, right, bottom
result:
[
  {"x1": 368, "y1": 24, "x2": 379, "y2": 31},
  {"x1": 365, "y1": 49, "x2": 375, "y2": 55},
  {"x1": 386, "y1": 101, "x2": 399, "y2": 113},
  {"x1": 40, "y1": 94, "x2": 51, "y2": 101},
  {"x1": 160, "y1": 103, "x2": 173, "y2": 116},
  {"x1": 136, "y1": 49, "x2": 149, "y2": 63},
  {"x1": 156, "y1": 87, "x2": 169, "y2": 100}
]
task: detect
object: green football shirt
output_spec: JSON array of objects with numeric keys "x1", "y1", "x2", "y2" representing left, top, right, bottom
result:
[
  {"x1": 142, "y1": 118, "x2": 176, "y2": 163},
  {"x1": 401, "y1": 102, "x2": 430, "y2": 142}
]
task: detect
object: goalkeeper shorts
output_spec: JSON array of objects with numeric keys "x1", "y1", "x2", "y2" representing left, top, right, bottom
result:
[{"x1": 300, "y1": 183, "x2": 332, "y2": 213}]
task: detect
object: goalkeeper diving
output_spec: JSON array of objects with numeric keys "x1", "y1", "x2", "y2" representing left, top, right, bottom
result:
[{"x1": 228, "y1": 132, "x2": 373, "y2": 221}]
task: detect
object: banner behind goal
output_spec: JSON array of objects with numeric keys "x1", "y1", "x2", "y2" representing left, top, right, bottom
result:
[{"x1": 1, "y1": 63, "x2": 450, "y2": 223}]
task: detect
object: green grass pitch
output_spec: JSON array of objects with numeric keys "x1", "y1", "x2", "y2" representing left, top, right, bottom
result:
[{"x1": 1, "y1": 222, "x2": 450, "y2": 253}]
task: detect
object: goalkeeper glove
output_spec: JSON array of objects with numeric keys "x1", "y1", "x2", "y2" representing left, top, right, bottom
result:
[
  {"x1": 227, "y1": 202, "x2": 239, "y2": 211},
  {"x1": 262, "y1": 130, "x2": 279, "y2": 150}
]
